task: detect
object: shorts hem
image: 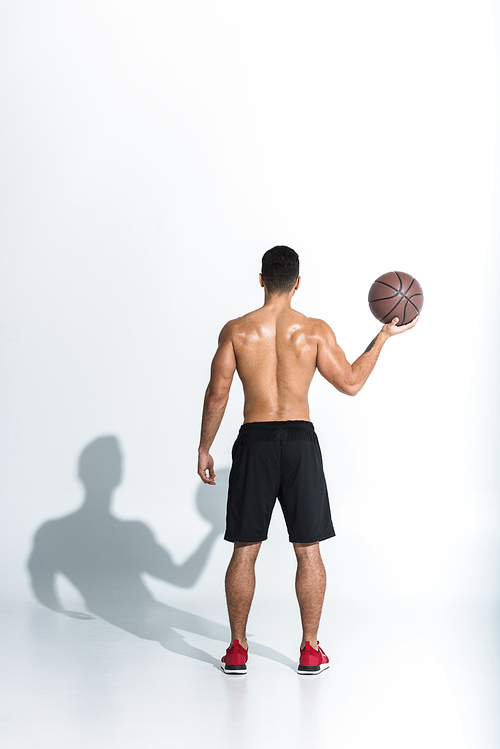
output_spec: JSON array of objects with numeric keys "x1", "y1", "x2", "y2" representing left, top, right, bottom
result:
[
  {"x1": 288, "y1": 531, "x2": 336, "y2": 543},
  {"x1": 224, "y1": 535, "x2": 268, "y2": 543}
]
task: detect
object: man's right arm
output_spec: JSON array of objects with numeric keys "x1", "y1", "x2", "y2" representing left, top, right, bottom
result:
[
  {"x1": 197, "y1": 321, "x2": 237, "y2": 484},
  {"x1": 316, "y1": 315, "x2": 419, "y2": 396}
]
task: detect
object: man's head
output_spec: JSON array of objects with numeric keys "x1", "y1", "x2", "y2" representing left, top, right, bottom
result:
[{"x1": 260, "y1": 246, "x2": 300, "y2": 296}]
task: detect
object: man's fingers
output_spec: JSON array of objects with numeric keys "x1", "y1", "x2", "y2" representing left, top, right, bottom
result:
[
  {"x1": 205, "y1": 466, "x2": 216, "y2": 481},
  {"x1": 398, "y1": 314, "x2": 420, "y2": 330},
  {"x1": 386, "y1": 314, "x2": 420, "y2": 334},
  {"x1": 198, "y1": 467, "x2": 216, "y2": 485},
  {"x1": 198, "y1": 471, "x2": 215, "y2": 485}
]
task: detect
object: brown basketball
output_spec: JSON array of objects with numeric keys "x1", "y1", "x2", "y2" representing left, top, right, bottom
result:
[{"x1": 368, "y1": 271, "x2": 423, "y2": 326}]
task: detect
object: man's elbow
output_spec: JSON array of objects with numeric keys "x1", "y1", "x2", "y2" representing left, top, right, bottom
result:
[
  {"x1": 344, "y1": 384, "x2": 360, "y2": 397},
  {"x1": 206, "y1": 389, "x2": 229, "y2": 407},
  {"x1": 344, "y1": 366, "x2": 364, "y2": 396},
  {"x1": 332, "y1": 382, "x2": 358, "y2": 396},
  {"x1": 341, "y1": 377, "x2": 362, "y2": 397},
  {"x1": 321, "y1": 367, "x2": 361, "y2": 396}
]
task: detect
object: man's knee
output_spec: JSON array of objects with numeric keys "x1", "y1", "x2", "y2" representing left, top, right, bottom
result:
[
  {"x1": 232, "y1": 541, "x2": 262, "y2": 561},
  {"x1": 293, "y1": 541, "x2": 321, "y2": 560}
]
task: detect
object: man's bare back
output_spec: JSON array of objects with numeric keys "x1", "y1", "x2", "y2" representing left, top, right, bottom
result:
[{"x1": 225, "y1": 302, "x2": 319, "y2": 423}]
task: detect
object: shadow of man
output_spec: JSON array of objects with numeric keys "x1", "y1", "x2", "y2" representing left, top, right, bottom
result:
[{"x1": 27, "y1": 435, "x2": 294, "y2": 670}]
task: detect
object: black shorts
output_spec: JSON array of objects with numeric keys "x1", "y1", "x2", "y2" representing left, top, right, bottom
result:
[{"x1": 225, "y1": 420, "x2": 335, "y2": 544}]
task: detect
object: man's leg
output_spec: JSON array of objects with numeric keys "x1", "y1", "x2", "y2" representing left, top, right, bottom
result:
[
  {"x1": 225, "y1": 541, "x2": 262, "y2": 649},
  {"x1": 293, "y1": 542, "x2": 326, "y2": 650}
]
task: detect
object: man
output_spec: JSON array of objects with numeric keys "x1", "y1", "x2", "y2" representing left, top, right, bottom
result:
[{"x1": 197, "y1": 246, "x2": 419, "y2": 675}]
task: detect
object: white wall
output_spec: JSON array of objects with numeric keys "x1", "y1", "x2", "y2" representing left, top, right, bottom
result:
[{"x1": 1, "y1": 0, "x2": 499, "y2": 605}]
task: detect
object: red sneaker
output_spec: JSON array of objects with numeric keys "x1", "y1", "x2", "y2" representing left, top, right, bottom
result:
[
  {"x1": 221, "y1": 640, "x2": 248, "y2": 674},
  {"x1": 298, "y1": 641, "x2": 330, "y2": 675}
]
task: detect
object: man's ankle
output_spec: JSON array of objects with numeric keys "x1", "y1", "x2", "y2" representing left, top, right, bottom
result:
[
  {"x1": 300, "y1": 639, "x2": 318, "y2": 650},
  {"x1": 231, "y1": 638, "x2": 248, "y2": 650}
]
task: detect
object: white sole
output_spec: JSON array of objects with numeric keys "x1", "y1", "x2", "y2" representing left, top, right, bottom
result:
[
  {"x1": 297, "y1": 663, "x2": 330, "y2": 675},
  {"x1": 221, "y1": 664, "x2": 247, "y2": 674}
]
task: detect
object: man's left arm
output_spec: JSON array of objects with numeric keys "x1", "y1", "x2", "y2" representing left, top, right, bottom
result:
[{"x1": 198, "y1": 322, "x2": 237, "y2": 485}]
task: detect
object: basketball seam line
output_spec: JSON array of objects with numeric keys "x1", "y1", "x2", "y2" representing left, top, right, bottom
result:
[
  {"x1": 370, "y1": 277, "x2": 420, "y2": 303},
  {"x1": 370, "y1": 292, "x2": 423, "y2": 303},
  {"x1": 394, "y1": 271, "x2": 404, "y2": 294},
  {"x1": 373, "y1": 280, "x2": 402, "y2": 294},
  {"x1": 382, "y1": 297, "x2": 405, "y2": 323},
  {"x1": 380, "y1": 296, "x2": 421, "y2": 324},
  {"x1": 394, "y1": 274, "x2": 414, "y2": 325},
  {"x1": 381, "y1": 295, "x2": 421, "y2": 324},
  {"x1": 381, "y1": 295, "x2": 420, "y2": 325}
]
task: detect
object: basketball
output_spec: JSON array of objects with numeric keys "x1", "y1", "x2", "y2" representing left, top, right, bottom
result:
[{"x1": 368, "y1": 271, "x2": 423, "y2": 326}]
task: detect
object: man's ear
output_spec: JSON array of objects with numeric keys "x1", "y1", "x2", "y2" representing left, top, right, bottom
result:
[
  {"x1": 259, "y1": 273, "x2": 265, "y2": 288},
  {"x1": 294, "y1": 276, "x2": 301, "y2": 291}
]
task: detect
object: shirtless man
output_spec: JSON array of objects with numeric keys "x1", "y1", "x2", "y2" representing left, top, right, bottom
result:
[{"x1": 197, "y1": 246, "x2": 419, "y2": 674}]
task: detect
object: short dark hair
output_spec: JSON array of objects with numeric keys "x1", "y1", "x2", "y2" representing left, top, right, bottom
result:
[{"x1": 261, "y1": 246, "x2": 300, "y2": 295}]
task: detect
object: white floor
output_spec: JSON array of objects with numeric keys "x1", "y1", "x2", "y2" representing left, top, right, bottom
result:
[{"x1": 2, "y1": 594, "x2": 499, "y2": 749}]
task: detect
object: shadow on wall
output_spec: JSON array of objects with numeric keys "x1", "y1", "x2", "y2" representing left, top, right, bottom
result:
[{"x1": 27, "y1": 435, "x2": 295, "y2": 670}]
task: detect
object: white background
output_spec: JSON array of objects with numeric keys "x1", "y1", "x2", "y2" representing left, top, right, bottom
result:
[
  {"x1": 2, "y1": 4, "x2": 500, "y2": 749},
  {"x1": 1, "y1": 0, "x2": 499, "y2": 611}
]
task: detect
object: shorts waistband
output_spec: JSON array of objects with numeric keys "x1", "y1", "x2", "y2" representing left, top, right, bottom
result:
[
  {"x1": 237, "y1": 420, "x2": 316, "y2": 444},
  {"x1": 240, "y1": 420, "x2": 314, "y2": 431}
]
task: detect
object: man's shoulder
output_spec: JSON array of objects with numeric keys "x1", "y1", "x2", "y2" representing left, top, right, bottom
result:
[
  {"x1": 218, "y1": 315, "x2": 244, "y2": 340},
  {"x1": 297, "y1": 314, "x2": 332, "y2": 336},
  {"x1": 219, "y1": 308, "x2": 261, "y2": 338}
]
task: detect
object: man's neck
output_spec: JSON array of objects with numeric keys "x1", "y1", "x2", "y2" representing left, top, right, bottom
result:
[{"x1": 262, "y1": 291, "x2": 294, "y2": 309}]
